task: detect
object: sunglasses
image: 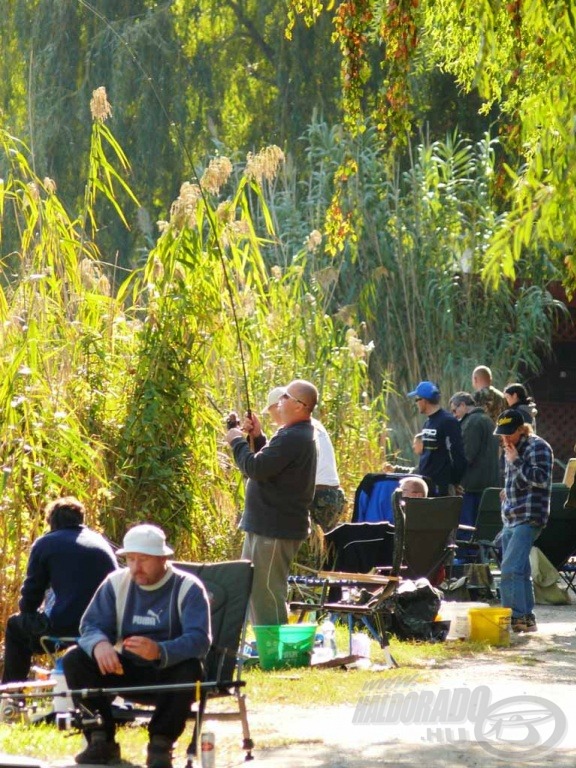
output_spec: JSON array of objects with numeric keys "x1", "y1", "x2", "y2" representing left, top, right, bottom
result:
[{"x1": 280, "y1": 391, "x2": 310, "y2": 409}]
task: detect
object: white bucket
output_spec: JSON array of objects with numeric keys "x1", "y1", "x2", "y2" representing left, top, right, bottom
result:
[{"x1": 439, "y1": 601, "x2": 489, "y2": 640}]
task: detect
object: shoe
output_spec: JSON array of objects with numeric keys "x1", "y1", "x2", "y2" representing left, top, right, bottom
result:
[
  {"x1": 147, "y1": 735, "x2": 174, "y2": 768},
  {"x1": 524, "y1": 613, "x2": 538, "y2": 632},
  {"x1": 75, "y1": 730, "x2": 121, "y2": 765},
  {"x1": 511, "y1": 616, "x2": 529, "y2": 633}
]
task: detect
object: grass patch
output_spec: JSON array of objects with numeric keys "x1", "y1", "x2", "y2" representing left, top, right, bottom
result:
[
  {"x1": 242, "y1": 627, "x2": 499, "y2": 709},
  {"x1": 0, "y1": 629, "x2": 511, "y2": 762}
]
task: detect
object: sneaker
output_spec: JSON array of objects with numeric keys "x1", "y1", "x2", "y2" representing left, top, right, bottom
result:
[
  {"x1": 147, "y1": 735, "x2": 174, "y2": 768},
  {"x1": 524, "y1": 613, "x2": 538, "y2": 632},
  {"x1": 75, "y1": 730, "x2": 121, "y2": 765},
  {"x1": 511, "y1": 616, "x2": 529, "y2": 633}
]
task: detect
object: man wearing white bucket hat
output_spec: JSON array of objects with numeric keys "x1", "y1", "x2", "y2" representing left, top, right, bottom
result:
[{"x1": 63, "y1": 524, "x2": 211, "y2": 768}]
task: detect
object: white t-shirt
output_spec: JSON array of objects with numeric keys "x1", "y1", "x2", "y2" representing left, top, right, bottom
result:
[{"x1": 313, "y1": 418, "x2": 340, "y2": 487}]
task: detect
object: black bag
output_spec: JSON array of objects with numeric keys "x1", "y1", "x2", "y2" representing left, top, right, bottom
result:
[{"x1": 392, "y1": 578, "x2": 444, "y2": 641}]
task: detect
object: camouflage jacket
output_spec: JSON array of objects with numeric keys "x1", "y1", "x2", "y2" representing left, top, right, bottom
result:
[{"x1": 473, "y1": 385, "x2": 507, "y2": 423}]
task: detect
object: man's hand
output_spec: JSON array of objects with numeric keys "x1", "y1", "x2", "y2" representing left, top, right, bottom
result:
[
  {"x1": 93, "y1": 640, "x2": 124, "y2": 675},
  {"x1": 225, "y1": 411, "x2": 262, "y2": 445},
  {"x1": 122, "y1": 635, "x2": 161, "y2": 661},
  {"x1": 503, "y1": 441, "x2": 519, "y2": 463},
  {"x1": 225, "y1": 427, "x2": 244, "y2": 445},
  {"x1": 242, "y1": 412, "x2": 262, "y2": 438}
]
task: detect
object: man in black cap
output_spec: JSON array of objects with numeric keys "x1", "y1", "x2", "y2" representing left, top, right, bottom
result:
[
  {"x1": 494, "y1": 409, "x2": 553, "y2": 633},
  {"x1": 407, "y1": 380, "x2": 466, "y2": 497}
]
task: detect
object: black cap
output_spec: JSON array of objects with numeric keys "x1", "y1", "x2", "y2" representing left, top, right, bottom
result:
[{"x1": 494, "y1": 409, "x2": 524, "y2": 436}]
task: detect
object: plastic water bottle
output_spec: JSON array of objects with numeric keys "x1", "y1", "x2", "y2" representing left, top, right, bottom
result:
[
  {"x1": 320, "y1": 619, "x2": 337, "y2": 657},
  {"x1": 51, "y1": 657, "x2": 73, "y2": 712}
]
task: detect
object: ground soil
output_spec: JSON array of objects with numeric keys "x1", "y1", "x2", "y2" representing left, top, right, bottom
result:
[{"x1": 218, "y1": 602, "x2": 576, "y2": 768}]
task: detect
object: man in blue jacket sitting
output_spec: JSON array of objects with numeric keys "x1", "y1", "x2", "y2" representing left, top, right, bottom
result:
[
  {"x1": 2, "y1": 496, "x2": 118, "y2": 685},
  {"x1": 63, "y1": 524, "x2": 211, "y2": 768}
]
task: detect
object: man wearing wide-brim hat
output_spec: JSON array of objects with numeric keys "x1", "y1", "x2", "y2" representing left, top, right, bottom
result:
[
  {"x1": 63, "y1": 524, "x2": 211, "y2": 768},
  {"x1": 494, "y1": 409, "x2": 553, "y2": 634}
]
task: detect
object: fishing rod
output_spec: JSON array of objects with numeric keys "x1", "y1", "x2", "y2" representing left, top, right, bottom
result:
[
  {"x1": 0, "y1": 679, "x2": 244, "y2": 700},
  {"x1": 75, "y1": 0, "x2": 254, "y2": 421}
]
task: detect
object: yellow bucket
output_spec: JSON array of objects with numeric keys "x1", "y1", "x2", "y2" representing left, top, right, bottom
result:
[{"x1": 468, "y1": 606, "x2": 512, "y2": 646}]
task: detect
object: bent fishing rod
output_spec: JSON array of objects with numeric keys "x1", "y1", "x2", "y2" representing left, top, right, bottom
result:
[{"x1": 75, "y1": 0, "x2": 254, "y2": 420}]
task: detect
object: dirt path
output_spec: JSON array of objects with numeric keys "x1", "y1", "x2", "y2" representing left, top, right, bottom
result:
[
  {"x1": 31, "y1": 603, "x2": 576, "y2": 767},
  {"x1": 224, "y1": 603, "x2": 576, "y2": 767}
]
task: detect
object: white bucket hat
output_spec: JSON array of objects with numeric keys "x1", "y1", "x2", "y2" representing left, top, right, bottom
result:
[
  {"x1": 264, "y1": 386, "x2": 285, "y2": 412},
  {"x1": 117, "y1": 524, "x2": 174, "y2": 557}
]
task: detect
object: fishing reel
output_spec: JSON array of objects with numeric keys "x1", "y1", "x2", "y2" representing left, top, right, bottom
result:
[
  {"x1": 226, "y1": 411, "x2": 240, "y2": 429},
  {"x1": 56, "y1": 705, "x2": 103, "y2": 732}
]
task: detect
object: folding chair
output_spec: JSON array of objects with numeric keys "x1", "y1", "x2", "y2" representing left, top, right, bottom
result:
[
  {"x1": 458, "y1": 487, "x2": 503, "y2": 566},
  {"x1": 288, "y1": 497, "x2": 405, "y2": 665},
  {"x1": 398, "y1": 492, "x2": 463, "y2": 584},
  {"x1": 351, "y1": 472, "x2": 410, "y2": 523},
  {"x1": 534, "y1": 484, "x2": 576, "y2": 594}
]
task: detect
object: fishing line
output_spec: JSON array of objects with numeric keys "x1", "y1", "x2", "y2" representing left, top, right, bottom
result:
[{"x1": 75, "y1": 0, "x2": 253, "y2": 418}]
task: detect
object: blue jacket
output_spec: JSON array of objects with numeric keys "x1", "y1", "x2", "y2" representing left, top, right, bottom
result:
[
  {"x1": 19, "y1": 525, "x2": 118, "y2": 634},
  {"x1": 78, "y1": 565, "x2": 211, "y2": 668},
  {"x1": 418, "y1": 408, "x2": 467, "y2": 490}
]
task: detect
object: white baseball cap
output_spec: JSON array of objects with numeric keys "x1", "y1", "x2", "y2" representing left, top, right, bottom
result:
[
  {"x1": 117, "y1": 524, "x2": 174, "y2": 557},
  {"x1": 264, "y1": 386, "x2": 285, "y2": 412}
]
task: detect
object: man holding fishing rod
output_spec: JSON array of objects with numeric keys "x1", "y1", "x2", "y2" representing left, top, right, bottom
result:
[{"x1": 225, "y1": 379, "x2": 318, "y2": 626}]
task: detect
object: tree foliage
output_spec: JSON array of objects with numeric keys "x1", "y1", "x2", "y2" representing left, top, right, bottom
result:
[
  {"x1": 254, "y1": 120, "x2": 566, "y2": 451},
  {"x1": 289, "y1": 0, "x2": 576, "y2": 293},
  {"x1": 0, "y1": 99, "x2": 384, "y2": 634}
]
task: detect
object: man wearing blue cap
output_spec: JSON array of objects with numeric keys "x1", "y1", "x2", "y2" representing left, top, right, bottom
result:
[{"x1": 407, "y1": 381, "x2": 466, "y2": 497}]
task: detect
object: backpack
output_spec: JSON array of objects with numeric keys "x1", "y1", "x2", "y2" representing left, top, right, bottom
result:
[{"x1": 392, "y1": 578, "x2": 444, "y2": 641}]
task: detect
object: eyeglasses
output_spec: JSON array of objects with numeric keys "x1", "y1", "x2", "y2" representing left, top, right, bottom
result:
[{"x1": 280, "y1": 391, "x2": 310, "y2": 409}]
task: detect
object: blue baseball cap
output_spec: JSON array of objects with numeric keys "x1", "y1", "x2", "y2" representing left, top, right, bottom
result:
[{"x1": 407, "y1": 381, "x2": 440, "y2": 400}]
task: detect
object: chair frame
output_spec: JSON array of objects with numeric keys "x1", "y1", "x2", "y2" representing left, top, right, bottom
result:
[{"x1": 289, "y1": 491, "x2": 406, "y2": 666}]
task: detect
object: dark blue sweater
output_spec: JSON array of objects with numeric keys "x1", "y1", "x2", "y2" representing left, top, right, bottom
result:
[
  {"x1": 233, "y1": 420, "x2": 317, "y2": 540},
  {"x1": 418, "y1": 408, "x2": 467, "y2": 491},
  {"x1": 19, "y1": 525, "x2": 118, "y2": 634}
]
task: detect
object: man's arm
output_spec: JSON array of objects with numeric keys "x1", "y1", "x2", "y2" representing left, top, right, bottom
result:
[
  {"x1": 445, "y1": 417, "x2": 467, "y2": 484},
  {"x1": 511, "y1": 439, "x2": 553, "y2": 488},
  {"x1": 461, "y1": 419, "x2": 482, "y2": 467},
  {"x1": 156, "y1": 579, "x2": 212, "y2": 668},
  {"x1": 78, "y1": 578, "x2": 119, "y2": 659},
  {"x1": 18, "y1": 539, "x2": 51, "y2": 613},
  {"x1": 231, "y1": 427, "x2": 303, "y2": 481}
]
